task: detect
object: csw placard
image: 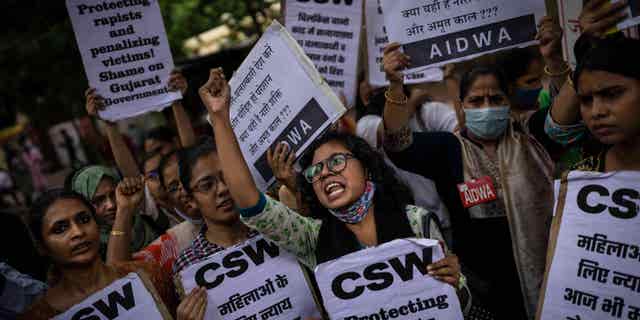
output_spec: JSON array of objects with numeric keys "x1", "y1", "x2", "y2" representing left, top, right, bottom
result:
[
  {"x1": 537, "y1": 171, "x2": 640, "y2": 320},
  {"x1": 364, "y1": 0, "x2": 443, "y2": 87},
  {"x1": 52, "y1": 272, "x2": 171, "y2": 320},
  {"x1": 221, "y1": 20, "x2": 345, "y2": 191},
  {"x1": 284, "y1": 0, "x2": 363, "y2": 108},
  {"x1": 315, "y1": 238, "x2": 464, "y2": 320},
  {"x1": 66, "y1": 0, "x2": 180, "y2": 121},
  {"x1": 178, "y1": 235, "x2": 320, "y2": 320},
  {"x1": 379, "y1": 0, "x2": 546, "y2": 71}
]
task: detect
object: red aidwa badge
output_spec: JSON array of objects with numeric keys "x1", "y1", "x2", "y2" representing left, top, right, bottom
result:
[{"x1": 457, "y1": 176, "x2": 497, "y2": 208}]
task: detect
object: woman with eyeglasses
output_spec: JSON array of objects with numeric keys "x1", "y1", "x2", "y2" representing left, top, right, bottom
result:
[
  {"x1": 105, "y1": 150, "x2": 202, "y2": 276},
  {"x1": 19, "y1": 187, "x2": 175, "y2": 319},
  {"x1": 198, "y1": 68, "x2": 468, "y2": 310}
]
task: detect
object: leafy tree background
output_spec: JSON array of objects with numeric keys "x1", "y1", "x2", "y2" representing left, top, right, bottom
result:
[{"x1": 0, "y1": 0, "x2": 273, "y2": 164}]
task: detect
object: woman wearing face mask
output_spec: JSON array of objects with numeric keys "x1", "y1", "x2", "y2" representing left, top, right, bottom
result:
[
  {"x1": 198, "y1": 68, "x2": 469, "y2": 312},
  {"x1": 382, "y1": 43, "x2": 564, "y2": 319},
  {"x1": 19, "y1": 187, "x2": 175, "y2": 319}
]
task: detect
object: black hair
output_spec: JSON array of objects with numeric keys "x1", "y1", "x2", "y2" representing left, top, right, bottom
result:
[
  {"x1": 496, "y1": 47, "x2": 541, "y2": 86},
  {"x1": 179, "y1": 136, "x2": 217, "y2": 193},
  {"x1": 28, "y1": 188, "x2": 96, "y2": 248},
  {"x1": 144, "y1": 126, "x2": 175, "y2": 144},
  {"x1": 459, "y1": 65, "x2": 510, "y2": 101},
  {"x1": 297, "y1": 132, "x2": 415, "y2": 264},
  {"x1": 158, "y1": 149, "x2": 180, "y2": 188},
  {"x1": 573, "y1": 33, "x2": 640, "y2": 87}
]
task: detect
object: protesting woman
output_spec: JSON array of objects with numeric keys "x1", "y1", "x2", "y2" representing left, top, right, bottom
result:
[
  {"x1": 562, "y1": 34, "x2": 640, "y2": 172},
  {"x1": 19, "y1": 184, "x2": 175, "y2": 319},
  {"x1": 198, "y1": 68, "x2": 468, "y2": 310},
  {"x1": 381, "y1": 39, "x2": 566, "y2": 318}
]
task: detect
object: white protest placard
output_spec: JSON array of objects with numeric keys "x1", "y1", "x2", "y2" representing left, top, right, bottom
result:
[
  {"x1": 66, "y1": 0, "x2": 180, "y2": 121},
  {"x1": 225, "y1": 21, "x2": 345, "y2": 191},
  {"x1": 179, "y1": 235, "x2": 320, "y2": 320},
  {"x1": 557, "y1": 0, "x2": 582, "y2": 68},
  {"x1": 614, "y1": 0, "x2": 640, "y2": 30},
  {"x1": 284, "y1": 0, "x2": 363, "y2": 108},
  {"x1": 379, "y1": 0, "x2": 546, "y2": 72},
  {"x1": 315, "y1": 238, "x2": 463, "y2": 320},
  {"x1": 53, "y1": 272, "x2": 171, "y2": 320},
  {"x1": 365, "y1": 0, "x2": 443, "y2": 87},
  {"x1": 538, "y1": 171, "x2": 640, "y2": 320}
]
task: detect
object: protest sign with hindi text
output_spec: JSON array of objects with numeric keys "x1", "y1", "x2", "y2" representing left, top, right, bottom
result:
[
  {"x1": 178, "y1": 235, "x2": 320, "y2": 320},
  {"x1": 220, "y1": 21, "x2": 345, "y2": 191},
  {"x1": 365, "y1": 0, "x2": 443, "y2": 87},
  {"x1": 380, "y1": 0, "x2": 546, "y2": 72},
  {"x1": 66, "y1": 0, "x2": 180, "y2": 121},
  {"x1": 52, "y1": 272, "x2": 171, "y2": 320},
  {"x1": 537, "y1": 171, "x2": 640, "y2": 320},
  {"x1": 285, "y1": 0, "x2": 363, "y2": 108},
  {"x1": 315, "y1": 238, "x2": 464, "y2": 320}
]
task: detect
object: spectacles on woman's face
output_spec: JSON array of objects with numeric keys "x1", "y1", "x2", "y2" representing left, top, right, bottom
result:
[
  {"x1": 190, "y1": 175, "x2": 219, "y2": 194},
  {"x1": 303, "y1": 153, "x2": 355, "y2": 183}
]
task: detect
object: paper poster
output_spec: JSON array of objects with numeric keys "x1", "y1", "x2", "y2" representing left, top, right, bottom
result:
[
  {"x1": 53, "y1": 272, "x2": 170, "y2": 320},
  {"x1": 557, "y1": 0, "x2": 582, "y2": 68},
  {"x1": 315, "y1": 238, "x2": 464, "y2": 320},
  {"x1": 379, "y1": 0, "x2": 546, "y2": 72},
  {"x1": 614, "y1": 0, "x2": 640, "y2": 30},
  {"x1": 66, "y1": 0, "x2": 181, "y2": 121},
  {"x1": 179, "y1": 235, "x2": 320, "y2": 320},
  {"x1": 49, "y1": 121, "x2": 88, "y2": 168},
  {"x1": 284, "y1": 0, "x2": 363, "y2": 108},
  {"x1": 224, "y1": 21, "x2": 345, "y2": 191},
  {"x1": 538, "y1": 171, "x2": 640, "y2": 320},
  {"x1": 365, "y1": 0, "x2": 443, "y2": 87}
]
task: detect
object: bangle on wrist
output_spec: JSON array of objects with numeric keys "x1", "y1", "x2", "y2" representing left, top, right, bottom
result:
[
  {"x1": 110, "y1": 230, "x2": 125, "y2": 236},
  {"x1": 384, "y1": 89, "x2": 408, "y2": 105},
  {"x1": 544, "y1": 64, "x2": 571, "y2": 77}
]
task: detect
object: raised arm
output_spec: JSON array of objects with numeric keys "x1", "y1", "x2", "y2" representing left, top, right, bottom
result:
[
  {"x1": 169, "y1": 70, "x2": 197, "y2": 148},
  {"x1": 382, "y1": 43, "x2": 414, "y2": 132},
  {"x1": 85, "y1": 88, "x2": 139, "y2": 177},
  {"x1": 106, "y1": 175, "x2": 144, "y2": 264},
  {"x1": 199, "y1": 68, "x2": 260, "y2": 208},
  {"x1": 548, "y1": 0, "x2": 628, "y2": 125}
]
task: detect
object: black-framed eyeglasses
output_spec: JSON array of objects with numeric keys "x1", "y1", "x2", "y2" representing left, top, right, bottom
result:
[
  {"x1": 190, "y1": 175, "x2": 219, "y2": 194},
  {"x1": 303, "y1": 153, "x2": 355, "y2": 183}
]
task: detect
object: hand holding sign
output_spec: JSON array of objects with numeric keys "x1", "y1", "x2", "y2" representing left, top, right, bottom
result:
[
  {"x1": 199, "y1": 68, "x2": 231, "y2": 116},
  {"x1": 536, "y1": 16, "x2": 564, "y2": 63},
  {"x1": 579, "y1": 0, "x2": 629, "y2": 38},
  {"x1": 116, "y1": 175, "x2": 145, "y2": 212},
  {"x1": 383, "y1": 42, "x2": 411, "y2": 84},
  {"x1": 267, "y1": 142, "x2": 297, "y2": 192},
  {"x1": 427, "y1": 252, "x2": 461, "y2": 288},
  {"x1": 169, "y1": 70, "x2": 189, "y2": 96},
  {"x1": 177, "y1": 287, "x2": 208, "y2": 320},
  {"x1": 85, "y1": 87, "x2": 106, "y2": 118}
]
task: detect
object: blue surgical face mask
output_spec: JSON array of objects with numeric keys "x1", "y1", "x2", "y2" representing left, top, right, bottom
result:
[
  {"x1": 464, "y1": 106, "x2": 510, "y2": 140},
  {"x1": 513, "y1": 87, "x2": 542, "y2": 108}
]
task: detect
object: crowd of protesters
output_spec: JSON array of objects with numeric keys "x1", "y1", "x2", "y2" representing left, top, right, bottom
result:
[{"x1": 1, "y1": 1, "x2": 639, "y2": 319}]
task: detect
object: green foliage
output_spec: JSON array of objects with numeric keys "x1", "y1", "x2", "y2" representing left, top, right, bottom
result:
[{"x1": 0, "y1": 0, "x2": 267, "y2": 126}]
